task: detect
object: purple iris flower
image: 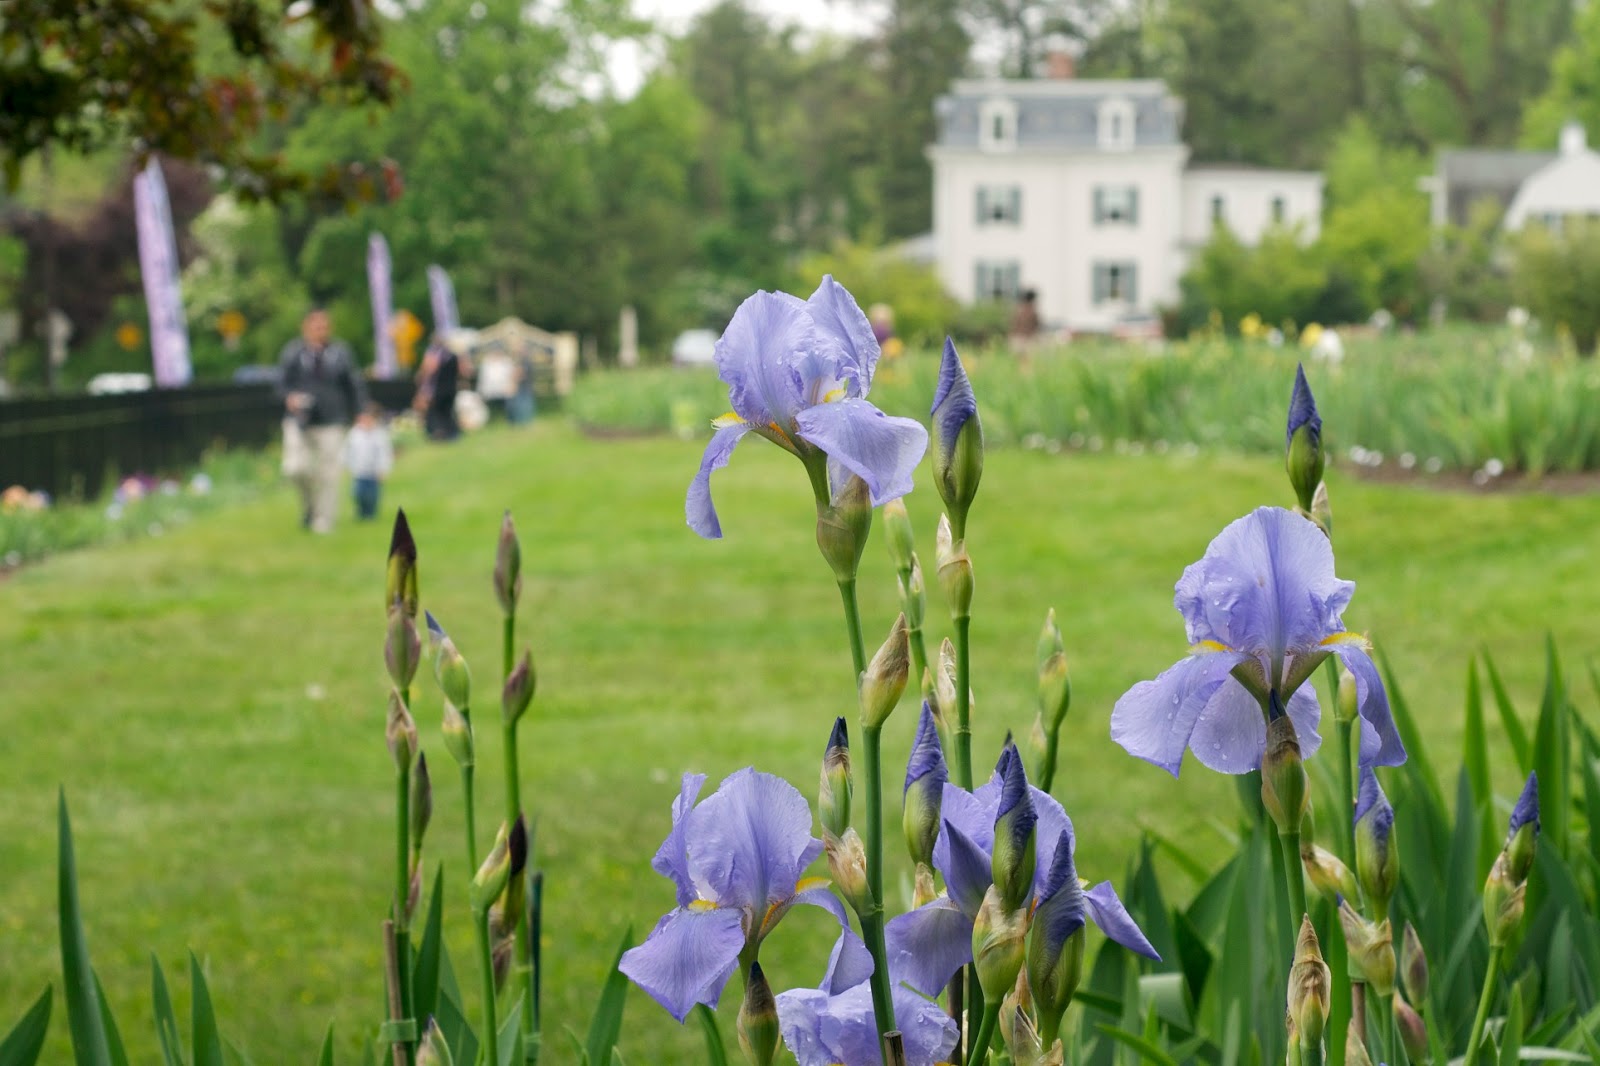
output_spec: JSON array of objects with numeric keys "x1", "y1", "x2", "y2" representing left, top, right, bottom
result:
[
  {"x1": 619, "y1": 769, "x2": 869, "y2": 1022},
  {"x1": 883, "y1": 754, "x2": 1157, "y2": 998},
  {"x1": 1509, "y1": 771, "x2": 1539, "y2": 836},
  {"x1": 1110, "y1": 506, "x2": 1405, "y2": 776},
  {"x1": 686, "y1": 276, "x2": 930, "y2": 538},
  {"x1": 775, "y1": 937, "x2": 959, "y2": 1066},
  {"x1": 1286, "y1": 363, "x2": 1321, "y2": 450}
]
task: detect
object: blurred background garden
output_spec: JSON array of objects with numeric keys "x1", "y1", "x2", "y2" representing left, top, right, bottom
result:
[{"x1": 4, "y1": 0, "x2": 1600, "y2": 1062}]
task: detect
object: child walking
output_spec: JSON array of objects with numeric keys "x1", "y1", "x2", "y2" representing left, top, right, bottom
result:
[{"x1": 345, "y1": 403, "x2": 394, "y2": 521}]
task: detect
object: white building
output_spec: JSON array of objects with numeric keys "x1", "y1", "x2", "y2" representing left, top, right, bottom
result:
[
  {"x1": 928, "y1": 78, "x2": 1323, "y2": 332},
  {"x1": 1504, "y1": 121, "x2": 1600, "y2": 232},
  {"x1": 1420, "y1": 121, "x2": 1600, "y2": 233}
]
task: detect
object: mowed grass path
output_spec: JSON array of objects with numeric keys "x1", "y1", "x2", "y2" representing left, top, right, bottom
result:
[{"x1": 2, "y1": 419, "x2": 1596, "y2": 1061}]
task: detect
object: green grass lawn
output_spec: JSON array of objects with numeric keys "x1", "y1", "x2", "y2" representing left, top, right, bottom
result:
[{"x1": 2, "y1": 418, "x2": 1595, "y2": 1061}]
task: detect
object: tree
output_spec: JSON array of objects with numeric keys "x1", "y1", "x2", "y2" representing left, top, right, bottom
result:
[
  {"x1": 878, "y1": 0, "x2": 971, "y2": 239},
  {"x1": 1318, "y1": 118, "x2": 1431, "y2": 318},
  {"x1": 1521, "y1": 0, "x2": 1600, "y2": 149}
]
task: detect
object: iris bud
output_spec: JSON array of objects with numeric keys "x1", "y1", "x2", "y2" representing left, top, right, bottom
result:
[
  {"x1": 471, "y1": 817, "x2": 526, "y2": 913},
  {"x1": 935, "y1": 515, "x2": 974, "y2": 620},
  {"x1": 971, "y1": 885, "x2": 1027, "y2": 999},
  {"x1": 411, "y1": 752, "x2": 433, "y2": 846},
  {"x1": 882, "y1": 498, "x2": 916, "y2": 573},
  {"x1": 818, "y1": 717, "x2": 852, "y2": 841},
  {"x1": 442, "y1": 699, "x2": 474, "y2": 768},
  {"x1": 737, "y1": 962, "x2": 780, "y2": 1066},
  {"x1": 1285, "y1": 363, "x2": 1324, "y2": 514},
  {"x1": 934, "y1": 638, "x2": 958, "y2": 723},
  {"x1": 1344, "y1": 1020, "x2": 1372, "y2": 1066},
  {"x1": 1260, "y1": 699, "x2": 1308, "y2": 833},
  {"x1": 416, "y1": 1018, "x2": 454, "y2": 1066},
  {"x1": 1027, "y1": 840, "x2": 1087, "y2": 1036},
  {"x1": 903, "y1": 703, "x2": 947, "y2": 866},
  {"x1": 1338, "y1": 900, "x2": 1395, "y2": 995},
  {"x1": 1287, "y1": 914, "x2": 1331, "y2": 1051},
  {"x1": 1505, "y1": 771, "x2": 1540, "y2": 884},
  {"x1": 860, "y1": 613, "x2": 910, "y2": 729},
  {"x1": 1335, "y1": 666, "x2": 1358, "y2": 725},
  {"x1": 912, "y1": 862, "x2": 938, "y2": 908},
  {"x1": 1311, "y1": 480, "x2": 1333, "y2": 537},
  {"x1": 1483, "y1": 857, "x2": 1527, "y2": 949},
  {"x1": 1399, "y1": 922, "x2": 1428, "y2": 1007},
  {"x1": 898, "y1": 555, "x2": 926, "y2": 631},
  {"x1": 493, "y1": 510, "x2": 522, "y2": 617},
  {"x1": 1301, "y1": 842, "x2": 1359, "y2": 902},
  {"x1": 931, "y1": 338, "x2": 984, "y2": 538},
  {"x1": 385, "y1": 607, "x2": 421, "y2": 691},
  {"x1": 385, "y1": 689, "x2": 418, "y2": 772},
  {"x1": 503, "y1": 649, "x2": 535, "y2": 725},
  {"x1": 991, "y1": 745, "x2": 1037, "y2": 913},
  {"x1": 815, "y1": 474, "x2": 872, "y2": 585},
  {"x1": 826, "y1": 828, "x2": 871, "y2": 915},
  {"x1": 1353, "y1": 768, "x2": 1399, "y2": 918},
  {"x1": 1037, "y1": 609, "x2": 1071, "y2": 730},
  {"x1": 386, "y1": 509, "x2": 419, "y2": 618},
  {"x1": 1394, "y1": 994, "x2": 1428, "y2": 1059},
  {"x1": 427, "y1": 612, "x2": 472, "y2": 710}
]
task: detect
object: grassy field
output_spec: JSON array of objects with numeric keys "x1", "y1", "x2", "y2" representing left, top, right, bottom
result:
[{"x1": 2, "y1": 417, "x2": 1596, "y2": 1061}]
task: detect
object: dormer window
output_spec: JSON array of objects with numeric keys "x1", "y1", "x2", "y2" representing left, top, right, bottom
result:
[
  {"x1": 979, "y1": 98, "x2": 1018, "y2": 153},
  {"x1": 1097, "y1": 97, "x2": 1135, "y2": 150}
]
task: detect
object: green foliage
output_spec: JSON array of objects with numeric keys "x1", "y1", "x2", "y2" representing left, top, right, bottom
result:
[
  {"x1": 1520, "y1": 1, "x2": 1600, "y2": 148},
  {"x1": 1177, "y1": 224, "x2": 1331, "y2": 332},
  {"x1": 791, "y1": 241, "x2": 959, "y2": 348},
  {"x1": 0, "y1": 988, "x2": 51, "y2": 1066},
  {"x1": 1421, "y1": 201, "x2": 1514, "y2": 323},
  {"x1": 1511, "y1": 219, "x2": 1600, "y2": 355},
  {"x1": 1319, "y1": 119, "x2": 1431, "y2": 319}
]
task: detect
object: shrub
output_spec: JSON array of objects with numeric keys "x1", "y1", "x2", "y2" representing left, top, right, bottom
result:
[{"x1": 1512, "y1": 218, "x2": 1600, "y2": 356}]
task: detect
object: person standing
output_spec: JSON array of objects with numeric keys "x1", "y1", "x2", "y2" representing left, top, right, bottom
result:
[
  {"x1": 278, "y1": 308, "x2": 367, "y2": 532},
  {"x1": 344, "y1": 403, "x2": 393, "y2": 521}
]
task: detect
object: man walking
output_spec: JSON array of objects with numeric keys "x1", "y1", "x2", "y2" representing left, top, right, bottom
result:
[{"x1": 278, "y1": 308, "x2": 367, "y2": 533}]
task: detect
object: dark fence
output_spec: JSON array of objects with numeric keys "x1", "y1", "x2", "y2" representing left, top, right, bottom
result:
[{"x1": 0, "y1": 379, "x2": 417, "y2": 500}]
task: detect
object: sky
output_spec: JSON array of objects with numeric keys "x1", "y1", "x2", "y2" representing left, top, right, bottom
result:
[{"x1": 606, "y1": 0, "x2": 879, "y2": 96}]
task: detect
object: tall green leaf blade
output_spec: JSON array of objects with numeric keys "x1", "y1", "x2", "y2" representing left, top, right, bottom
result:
[
  {"x1": 583, "y1": 927, "x2": 634, "y2": 1066},
  {"x1": 496, "y1": 1003, "x2": 523, "y2": 1066},
  {"x1": 190, "y1": 953, "x2": 226, "y2": 1066},
  {"x1": 1464, "y1": 656, "x2": 1491, "y2": 806},
  {"x1": 1378, "y1": 648, "x2": 1446, "y2": 818},
  {"x1": 1093, "y1": 1024, "x2": 1180, "y2": 1066},
  {"x1": 315, "y1": 1025, "x2": 335, "y2": 1066},
  {"x1": 1498, "y1": 985, "x2": 1524, "y2": 1066},
  {"x1": 1483, "y1": 652, "x2": 1532, "y2": 773},
  {"x1": 91, "y1": 973, "x2": 129, "y2": 1066},
  {"x1": 58, "y1": 792, "x2": 112, "y2": 1066},
  {"x1": 411, "y1": 866, "x2": 445, "y2": 1028},
  {"x1": 1530, "y1": 637, "x2": 1571, "y2": 863},
  {"x1": 692, "y1": 1004, "x2": 728, "y2": 1066},
  {"x1": 0, "y1": 987, "x2": 52, "y2": 1066},
  {"x1": 151, "y1": 955, "x2": 185, "y2": 1066}
]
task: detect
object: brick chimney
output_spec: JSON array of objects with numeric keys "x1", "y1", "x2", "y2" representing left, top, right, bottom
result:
[{"x1": 1045, "y1": 50, "x2": 1076, "y2": 80}]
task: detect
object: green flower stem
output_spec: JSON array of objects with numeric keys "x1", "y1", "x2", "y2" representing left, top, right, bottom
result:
[
  {"x1": 858, "y1": 909, "x2": 898, "y2": 1052},
  {"x1": 838, "y1": 579, "x2": 868, "y2": 678},
  {"x1": 896, "y1": 564, "x2": 929, "y2": 687},
  {"x1": 965, "y1": 1004, "x2": 998, "y2": 1066},
  {"x1": 953, "y1": 615, "x2": 973, "y2": 791},
  {"x1": 1464, "y1": 946, "x2": 1502, "y2": 1065},
  {"x1": 1037, "y1": 1008, "x2": 1062, "y2": 1056},
  {"x1": 1277, "y1": 825, "x2": 1308, "y2": 929},
  {"x1": 393, "y1": 762, "x2": 414, "y2": 1065},
  {"x1": 1038, "y1": 723, "x2": 1063, "y2": 794},
  {"x1": 1328, "y1": 659, "x2": 1355, "y2": 860},
  {"x1": 462, "y1": 765, "x2": 479, "y2": 873},
  {"x1": 1302, "y1": 1035, "x2": 1323, "y2": 1066},
  {"x1": 473, "y1": 904, "x2": 500, "y2": 1066}
]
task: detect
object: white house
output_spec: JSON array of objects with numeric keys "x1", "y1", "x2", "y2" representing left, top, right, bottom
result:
[
  {"x1": 928, "y1": 77, "x2": 1323, "y2": 332},
  {"x1": 1504, "y1": 121, "x2": 1600, "y2": 232},
  {"x1": 1420, "y1": 121, "x2": 1600, "y2": 233}
]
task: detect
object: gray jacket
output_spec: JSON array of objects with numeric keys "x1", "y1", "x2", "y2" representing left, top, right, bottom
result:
[{"x1": 277, "y1": 338, "x2": 367, "y2": 427}]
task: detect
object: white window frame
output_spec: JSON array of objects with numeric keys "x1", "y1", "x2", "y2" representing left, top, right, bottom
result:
[
  {"x1": 1092, "y1": 261, "x2": 1138, "y2": 306},
  {"x1": 976, "y1": 260, "x2": 1022, "y2": 302},
  {"x1": 979, "y1": 97, "x2": 1019, "y2": 153},
  {"x1": 976, "y1": 184, "x2": 1022, "y2": 225},
  {"x1": 1094, "y1": 185, "x2": 1139, "y2": 225},
  {"x1": 1097, "y1": 97, "x2": 1136, "y2": 151}
]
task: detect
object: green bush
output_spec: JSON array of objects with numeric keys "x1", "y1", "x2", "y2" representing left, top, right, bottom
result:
[{"x1": 1512, "y1": 218, "x2": 1600, "y2": 356}]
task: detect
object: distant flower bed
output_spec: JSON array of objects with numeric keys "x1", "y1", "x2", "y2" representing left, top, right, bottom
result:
[
  {"x1": 569, "y1": 328, "x2": 1600, "y2": 478},
  {"x1": 0, "y1": 449, "x2": 277, "y2": 571}
]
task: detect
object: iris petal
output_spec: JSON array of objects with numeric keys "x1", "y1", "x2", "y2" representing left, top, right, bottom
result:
[
  {"x1": 618, "y1": 906, "x2": 745, "y2": 1022},
  {"x1": 715, "y1": 290, "x2": 811, "y2": 426},
  {"x1": 1111, "y1": 650, "x2": 1242, "y2": 776},
  {"x1": 651, "y1": 772, "x2": 707, "y2": 907},
  {"x1": 1185, "y1": 678, "x2": 1322, "y2": 773},
  {"x1": 805, "y1": 274, "x2": 880, "y2": 395},
  {"x1": 687, "y1": 768, "x2": 821, "y2": 913},
  {"x1": 883, "y1": 896, "x2": 975, "y2": 997},
  {"x1": 1085, "y1": 881, "x2": 1161, "y2": 960},
  {"x1": 1331, "y1": 642, "x2": 1405, "y2": 767},
  {"x1": 685, "y1": 422, "x2": 750, "y2": 538},
  {"x1": 794, "y1": 398, "x2": 928, "y2": 507}
]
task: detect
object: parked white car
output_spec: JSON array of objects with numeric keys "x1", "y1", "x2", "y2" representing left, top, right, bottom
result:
[{"x1": 671, "y1": 329, "x2": 719, "y2": 367}]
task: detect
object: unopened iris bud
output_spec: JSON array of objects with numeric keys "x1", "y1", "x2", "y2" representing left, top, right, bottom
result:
[
  {"x1": 1287, "y1": 914, "x2": 1331, "y2": 1050},
  {"x1": 385, "y1": 607, "x2": 421, "y2": 690},
  {"x1": 411, "y1": 752, "x2": 433, "y2": 845},
  {"x1": 1036, "y1": 609, "x2": 1071, "y2": 731},
  {"x1": 1311, "y1": 480, "x2": 1333, "y2": 537},
  {"x1": 407, "y1": 861, "x2": 422, "y2": 924},
  {"x1": 935, "y1": 515, "x2": 974, "y2": 619},
  {"x1": 1344, "y1": 1020, "x2": 1372, "y2": 1066},
  {"x1": 903, "y1": 703, "x2": 948, "y2": 865},
  {"x1": 415, "y1": 1017, "x2": 454, "y2": 1066},
  {"x1": 736, "y1": 961, "x2": 780, "y2": 1066},
  {"x1": 826, "y1": 827, "x2": 871, "y2": 915},
  {"x1": 493, "y1": 510, "x2": 522, "y2": 617},
  {"x1": 1505, "y1": 771, "x2": 1540, "y2": 884},
  {"x1": 1027, "y1": 831, "x2": 1087, "y2": 1033},
  {"x1": 934, "y1": 638, "x2": 958, "y2": 722},
  {"x1": 1027, "y1": 712, "x2": 1049, "y2": 780},
  {"x1": 816, "y1": 473, "x2": 872, "y2": 584},
  {"x1": 883, "y1": 498, "x2": 916, "y2": 573},
  {"x1": 1260, "y1": 697, "x2": 1308, "y2": 833},
  {"x1": 991, "y1": 745, "x2": 1038, "y2": 912},
  {"x1": 1286, "y1": 363, "x2": 1324, "y2": 514},
  {"x1": 386, "y1": 689, "x2": 418, "y2": 772},
  {"x1": 1302, "y1": 842, "x2": 1359, "y2": 902},
  {"x1": 1338, "y1": 899, "x2": 1395, "y2": 995},
  {"x1": 386, "y1": 509, "x2": 419, "y2": 618},
  {"x1": 1353, "y1": 768, "x2": 1398, "y2": 917},
  {"x1": 502, "y1": 649, "x2": 535, "y2": 725},
  {"x1": 819, "y1": 717, "x2": 852, "y2": 841},
  {"x1": 899, "y1": 555, "x2": 926, "y2": 631},
  {"x1": 931, "y1": 338, "x2": 983, "y2": 538},
  {"x1": 912, "y1": 862, "x2": 938, "y2": 908},
  {"x1": 441, "y1": 699, "x2": 474, "y2": 768},
  {"x1": 1394, "y1": 994, "x2": 1427, "y2": 1059},
  {"x1": 426, "y1": 612, "x2": 472, "y2": 710},
  {"x1": 1483, "y1": 859, "x2": 1527, "y2": 948},
  {"x1": 491, "y1": 926, "x2": 513, "y2": 991},
  {"x1": 1399, "y1": 922, "x2": 1428, "y2": 1007},
  {"x1": 860, "y1": 613, "x2": 910, "y2": 729},
  {"x1": 972, "y1": 885, "x2": 1027, "y2": 999},
  {"x1": 1335, "y1": 666, "x2": 1358, "y2": 725},
  {"x1": 471, "y1": 815, "x2": 526, "y2": 913}
]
